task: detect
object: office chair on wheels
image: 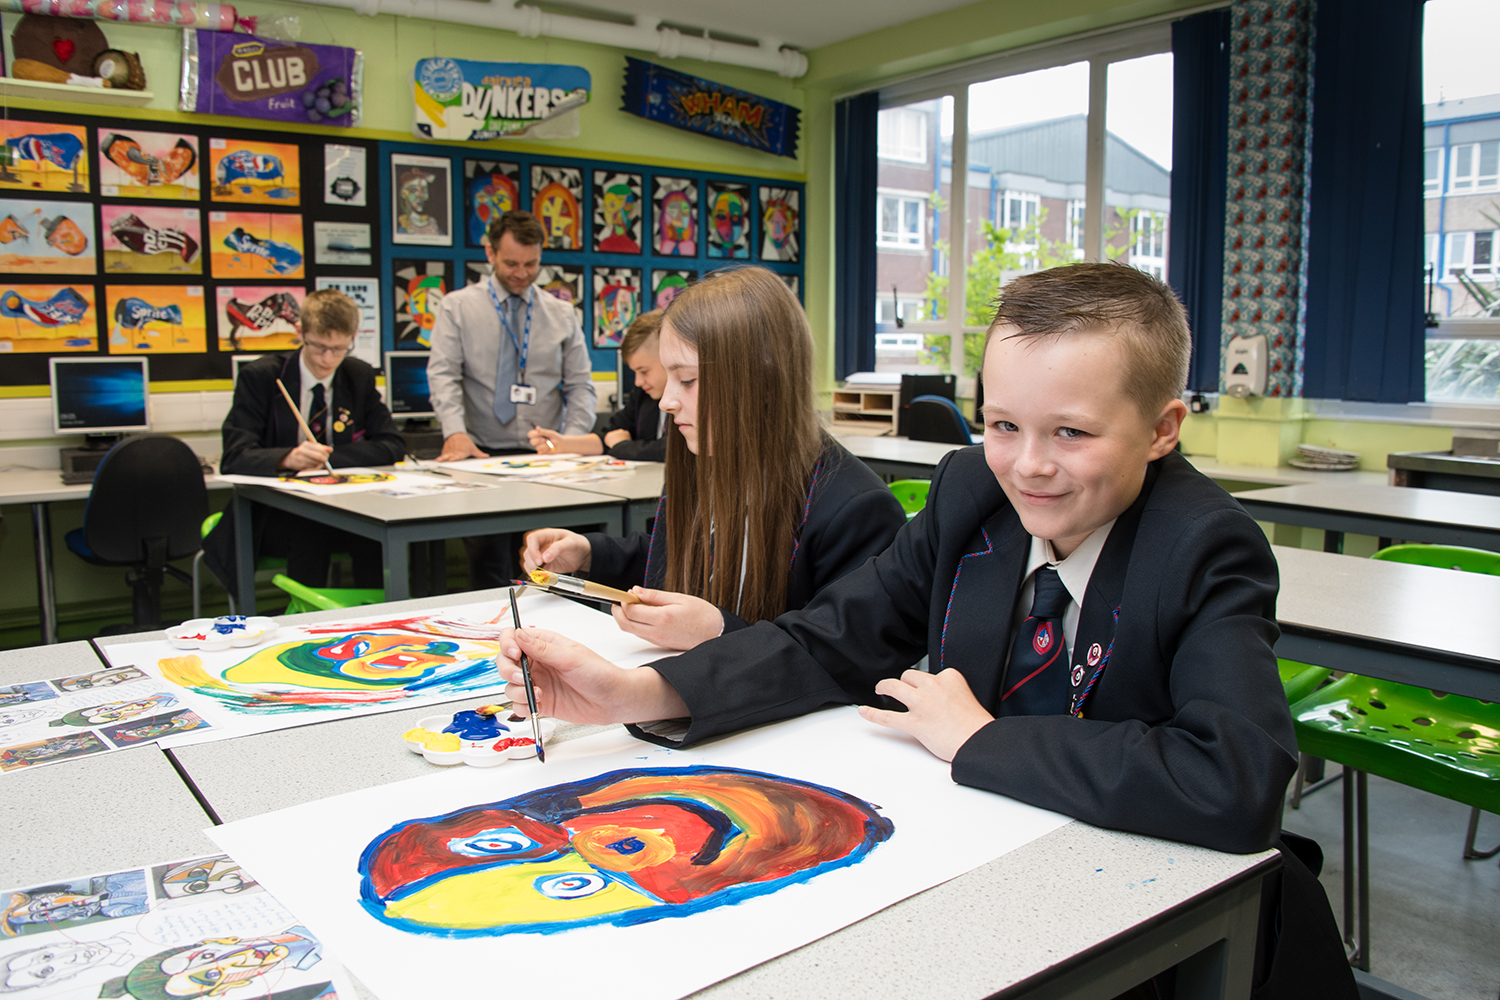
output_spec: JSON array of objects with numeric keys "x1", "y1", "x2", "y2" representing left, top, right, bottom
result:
[{"x1": 65, "y1": 435, "x2": 209, "y2": 633}]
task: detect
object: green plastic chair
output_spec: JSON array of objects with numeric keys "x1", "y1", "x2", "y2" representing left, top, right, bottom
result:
[
  {"x1": 1279, "y1": 660, "x2": 1332, "y2": 810},
  {"x1": 191, "y1": 510, "x2": 289, "y2": 616},
  {"x1": 888, "y1": 479, "x2": 931, "y2": 520},
  {"x1": 1288, "y1": 543, "x2": 1500, "y2": 969},
  {"x1": 271, "y1": 573, "x2": 385, "y2": 614}
]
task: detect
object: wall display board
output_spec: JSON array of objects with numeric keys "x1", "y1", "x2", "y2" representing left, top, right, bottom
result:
[
  {"x1": 376, "y1": 140, "x2": 803, "y2": 375},
  {"x1": 0, "y1": 108, "x2": 377, "y2": 387}
]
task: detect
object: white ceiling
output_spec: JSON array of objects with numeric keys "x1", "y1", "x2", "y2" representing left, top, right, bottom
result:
[{"x1": 535, "y1": 0, "x2": 984, "y2": 51}]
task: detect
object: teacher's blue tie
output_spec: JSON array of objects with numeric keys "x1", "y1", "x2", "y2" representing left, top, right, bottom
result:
[
  {"x1": 492, "y1": 294, "x2": 521, "y2": 424},
  {"x1": 999, "y1": 566, "x2": 1072, "y2": 716}
]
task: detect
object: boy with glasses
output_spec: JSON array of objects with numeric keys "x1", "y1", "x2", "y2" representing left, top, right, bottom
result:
[{"x1": 204, "y1": 290, "x2": 405, "y2": 603}]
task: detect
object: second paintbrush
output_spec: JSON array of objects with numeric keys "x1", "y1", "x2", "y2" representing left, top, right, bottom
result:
[{"x1": 528, "y1": 568, "x2": 641, "y2": 605}]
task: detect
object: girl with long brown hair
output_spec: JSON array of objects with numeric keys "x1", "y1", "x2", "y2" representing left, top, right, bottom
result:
[{"x1": 521, "y1": 266, "x2": 905, "y2": 650}]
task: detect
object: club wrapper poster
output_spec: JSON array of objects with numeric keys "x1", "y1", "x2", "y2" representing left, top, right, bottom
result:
[
  {"x1": 209, "y1": 138, "x2": 302, "y2": 205},
  {"x1": 105, "y1": 285, "x2": 207, "y2": 354},
  {"x1": 182, "y1": 29, "x2": 362, "y2": 127},
  {"x1": 209, "y1": 211, "x2": 305, "y2": 278},
  {"x1": 96, "y1": 128, "x2": 200, "y2": 200},
  {"x1": 217, "y1": 285, "x2": 307, "y2": 351},
  {"x1": 0, "y1": 284, "x2": 97, "y2": 353},
  {"x1": 0, "y1": 119, "x2": 89, "y2": 192},
  {"x1": 101, "y1": 206, "x2": 203, "y2": 275},
  {"x1": 412, "y1": 57, "x2": 590, "y2": 141},
  {"x1": 0, "y1": 199, "x2": 96, "y2": 275}
]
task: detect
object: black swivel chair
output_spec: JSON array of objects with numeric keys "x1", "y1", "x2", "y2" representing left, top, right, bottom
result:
[
  {"x1": 65, "y1": 435, "x2": 209, "y2": 632},
  {"x1": 903, "y1": 394, "x2": 975, "y2": 445}
]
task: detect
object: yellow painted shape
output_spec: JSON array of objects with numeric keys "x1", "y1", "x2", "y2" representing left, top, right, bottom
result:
[
  {"x1": 158, "y1": 654, "x2": 233, "y2": 692},
  {"x1": 381, "y1": 855, "x2": 654, "y2": 930},
  {"x1": 403, "y1": 727, "x2": 459, "y2": 750}
]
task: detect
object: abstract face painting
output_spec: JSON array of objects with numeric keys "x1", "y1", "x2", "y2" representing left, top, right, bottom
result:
[
  {"x1": 156, "y1": 617, "x2": 505, "y2": 715},
  {"x1": 97, "y1": 926, "x2": 323, "y2": 999},
  {"x1": 357, "y1": 766, "x2": 893, "y2": 937}
]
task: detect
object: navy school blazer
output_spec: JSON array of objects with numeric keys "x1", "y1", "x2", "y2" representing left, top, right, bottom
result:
[
  {"x1": 584, "y1": 439, "x2": 907, "y2": 633},
  {"x1": 636, "y1": 447, "x2": 1299, "y2": 855},
  {"x1": 595, "y1": 387, "x2": 670, "y2": 462}
]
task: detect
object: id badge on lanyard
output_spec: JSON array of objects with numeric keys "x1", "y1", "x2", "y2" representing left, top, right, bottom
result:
[{"x1": 490, "y1": 282, "x2": 536, "y2": 405}]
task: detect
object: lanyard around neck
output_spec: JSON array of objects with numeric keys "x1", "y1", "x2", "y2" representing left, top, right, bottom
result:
[{"x1": 488, "y1": 281, "x2": 533, "y2": 383}]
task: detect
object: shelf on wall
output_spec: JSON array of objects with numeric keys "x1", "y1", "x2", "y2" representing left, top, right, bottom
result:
[{"x1": 0, "y1": 77, "x2": 153, "y2": 106}]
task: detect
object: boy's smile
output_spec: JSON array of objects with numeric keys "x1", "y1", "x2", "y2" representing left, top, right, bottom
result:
[{"x1": 981, "y1": 326, "x2": 1185, "y2": 558}]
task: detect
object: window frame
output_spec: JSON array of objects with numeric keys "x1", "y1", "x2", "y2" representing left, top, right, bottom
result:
[
  {"x1": 876, "y1": 189, "x2": 928, "y2": 250},
  {"x1": 877, "y1": 107, "x2": 928, "y2": 163}
]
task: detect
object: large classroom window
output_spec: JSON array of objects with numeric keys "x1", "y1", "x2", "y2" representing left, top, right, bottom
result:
[
  {"x1": 871, "y1": 23, "x2": 1172, "y2": 382},
  {"x1": 1421, "y1": 0, "x2": 1500, "y2": 401}
]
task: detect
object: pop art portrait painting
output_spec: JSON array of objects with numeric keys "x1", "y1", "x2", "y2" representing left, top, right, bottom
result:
[
  {"x1": 705, "y1": 181, "x2": 750, "y2": 260},
  {"x1": 465, "y1": 159, "x2": 520, "y2": 247},
  {"x1": 53, "y1": 666, "x2": 147, "y2": 692},
  {"x1": 651, "y1": 269, "x2": 695, "y2": 310},
  {"x1": 392, "y1": 154, "x2": 451, "y2": 247},
  {"x1": 592, "y1": 170, "x2": 642, "y2": 254},
  {"x1": 393, "y1": 259, "x2": 450, "y2": 349},
  {"x1": 1, "y1": 870, "x2": 148, "y2": 937},
  {"x1": 652, "y1": 176, "x2": 697, "y2": 256},
  {"x1": 531, "y1": 164, "x2": 583, "y2": 250},
  {"x1": 97, "y1": 129, "x2": 199, "y2": 201},
  {"x1": 536, "y1": 265, "x2": 585, "y2": 330},
  {"x1": 759, "y1": 186, "x2": 800, "y2": 263},
  {"x1": 592, "y1": 267, "x2": 640, "y2": 350}
]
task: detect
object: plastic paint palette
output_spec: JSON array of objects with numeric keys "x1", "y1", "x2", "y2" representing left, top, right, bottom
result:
[
  {"x1": 166, "y1": 615, "x2": 279, "y2": 651},
  {"x1": 402, "y1": 709, "x2": 556, "y2": 767}
]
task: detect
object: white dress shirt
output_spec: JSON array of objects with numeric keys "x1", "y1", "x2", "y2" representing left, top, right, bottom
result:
[
  {"x1": 297, "y1": 352, "x2": 334, "y2": 445},
  {"x1": 1005, "y1": 518, "x2": 1118, "y2": 674}
]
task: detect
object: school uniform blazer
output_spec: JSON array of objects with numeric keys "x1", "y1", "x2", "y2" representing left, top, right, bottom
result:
[
  {"x1": 637, "y1": 447, "x2": 1299, "y2": 855},
  {"x1": 595, "y1": 387, "x2": 670, "y2": 462},
  {"x1": 219, "y1": 353, "x2": 406, "y2": 476},
  {"x1": 584, "y1": 439, "x2": 906, "y2": 633}
]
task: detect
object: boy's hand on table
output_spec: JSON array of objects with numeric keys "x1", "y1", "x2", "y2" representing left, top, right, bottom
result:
[
  {"x1": 611, "y1": 588, "x2": 723, "y2": 651},
  {"x1": 521, "y1": 529, "x2": 591, "y2": 574},
  {"x1": 860, "y1": 669, "x2": 994, "y2": 762},
  {"x1": 278, "y1": 441, "x2": 334, "y2": 471},
  {"x1": 499, "y1": 625, "x2": 688, "y2": 724}
]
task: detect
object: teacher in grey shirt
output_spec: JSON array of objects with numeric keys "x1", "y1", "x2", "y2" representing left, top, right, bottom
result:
[{"x1": 428, "y1": 210, "x2": 596, "y2": 460}]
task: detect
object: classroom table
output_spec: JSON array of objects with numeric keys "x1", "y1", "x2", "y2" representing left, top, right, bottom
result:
[
  {"x1": 546, "y1": 462, "x2": 665, "y2": 534},
  {"x1": 1236, "y1": 483, "x2": 1500, "y2": 553},
  {"x1": 832, "y1": 432, "x2": 966, "y2": 479},
  {"x1": 0, "y1": 641, "x2": 219, "y2": 889},
  {"x1": 1273, "y1": 545, "x2": 1500, "y2": 702},
  {"x1": 0, "y1": 469, "x2": 231, "y2": 645},
  {"x1": 155, "y1": 590, "x2": 1277, "y2": 1000},
  {"x1": 229, "y1": 475, "x2": 627, "y2": 613}
]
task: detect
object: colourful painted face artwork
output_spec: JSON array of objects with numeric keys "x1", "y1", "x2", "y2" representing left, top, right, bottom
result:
[
  {"x1": 156, "y1": 617, "x2": 505, "y2": 715},
  {"x1": 97, "y1": 926, "x2": 322, "y2": 999},
  {"x1": 357, "y1": 765, "x2": 894, "y2": 937},
  {"x1": 658, "y1": 191, "x2": 695, "y2": 255},
  {"x1": 54, "y1": 692, "x2": 176, "y2": 728}
]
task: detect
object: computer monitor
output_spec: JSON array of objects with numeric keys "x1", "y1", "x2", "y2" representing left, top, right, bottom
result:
[
  {"x1": 50, "y1": 357, "x2": 150, "y2": 436},
  {"x1": 385, "y1": 351, "x2": 435, "y2": 419}
]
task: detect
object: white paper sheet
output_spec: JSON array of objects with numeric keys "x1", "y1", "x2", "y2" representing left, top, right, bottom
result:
[
  {"x1": 96, "y1": 594, "x2": 672, "y2": 750},
  {"x1": 442, "y1": 455, "x2": 641, "y2": 478},
  {"x1": 213, "y1": 468, "x2": 447, "y2": 495},
  {"x1": 209, "y1": 709, "x2": 1072, "y2": 1000},
  {"x1": 0, "y1": 854, "x2": 361, "y2": 998}
]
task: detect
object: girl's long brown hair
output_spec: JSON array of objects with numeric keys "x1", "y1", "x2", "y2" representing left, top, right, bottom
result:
[{"x1": 660, "y1": 266, "x2": 823, "y2": 623}]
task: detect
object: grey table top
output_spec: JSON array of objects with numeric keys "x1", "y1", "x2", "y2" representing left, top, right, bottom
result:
[
  {"x1": 0, "y1": 467, "x2": 231, "y2": 506},
  {"x1": 832, "y1": 432, "x2": 967, "y2": 466},
  {"x1": 542, "y1": 462, "x2": 666, "y2": 502},
  {"x1": 1274, "y1": 544, "x2": 1500, "y2": 670},
  {"x1": 229, "y1": 472, "x2": 626, "y2": 524},
  {"x1": 1236, "y1": 482, "x2": 1500, "y2": 531},
  {"x1": 0, "y1": 640, "x2": 108, "y2": 684}
]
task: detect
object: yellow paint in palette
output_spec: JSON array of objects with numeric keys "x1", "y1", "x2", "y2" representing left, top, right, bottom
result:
[
  {"x1": 403, "y1": 727, "x2": 459, "y2": 751},
  {"x1": 380, "y1": 855, "x2": 654, "y2": 931}
]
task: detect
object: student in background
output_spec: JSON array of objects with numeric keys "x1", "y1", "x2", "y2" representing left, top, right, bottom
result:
[
  {"x1": 528, "y1": 309, "x2": 672, "y2": 462},
  {"x1": 522, "y1": 266, "x2": 906, "y2": 652},
  {"x1": 204, "y1": 290, "x2": 404, "y2": 603},
  {"x1": 501, "y1": 262, "x2": 1355, "y2": 995}
]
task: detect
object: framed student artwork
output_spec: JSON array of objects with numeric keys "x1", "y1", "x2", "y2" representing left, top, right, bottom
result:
[
  {"x1": 0, "y1": 284, "x2": 97, "y2": 352},
  {"x1": 592, "y1": 170, "x2": 642, "y2": 254},
  {"x1": 325, "y1": 143, "x2": 367, "y2": 206},
  {"x1": 0, "y1": 120, "x2": 88, "y2": 193},
  {"x1": 651, "y1": 268, "x2": 695, "y2": 310},
  {"x1": 100, "y1": 206, "x2": 202, "y2": 275},
  {"x1": 592, "y1": 266, "x2": 640, "y2": 349},
  {"x1": 652, "y1": 175, "x2": 697, "y2": 257},
  {"x1": 391, "y1": 154, "x2": 452, "y2": 247},
  {"x1": 0, "y1": 199, "x2": 96, "y2": 275},
  {"x1": 392, "y1": 258, "x2": 451, "y2": 348},
  {"x1": 465, "y1": 159, "x2": 520, "y2": 247},
  {"x1": 216, "y1": 285, "x2": 307, "y2": 351},
  {"x1": 530, "y1": 163, "x2": 583, "y2": 250},
  {"x1": 464, "y1": 259, "x2": 492, "y2": 287},
  {"x1": 97, "y1": 128, "x2": 200, "y2": 200},
  {"x1": 208, "y1": 211, "x2": 305, "y2": 279},
  {"x1": 705, "y1": 181, "x2": 750, "y2": 260},
  {"x1": 536, "y1": 264, "x2": 584, "y2": 330},
  {"x1": 104, "y1": 285, "x2": 207, "y2": 354},
  {"x1": 759, "y1": 187, "x2": 801, "y2": 263},
  {"x1": 209, "y1": 138, "x2": 301, "y2": 205}
]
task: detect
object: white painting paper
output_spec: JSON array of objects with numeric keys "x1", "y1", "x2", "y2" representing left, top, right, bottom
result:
[{"x1": 208, "y1": 709, "x2": 1072, "y2": 1000}]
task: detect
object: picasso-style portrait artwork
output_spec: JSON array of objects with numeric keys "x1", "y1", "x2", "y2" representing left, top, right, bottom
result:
[
  {"x1": 651, "y1": 269, "x2": 695, "y2": 310},
  {"x1": 358, "y1": 766, "x2": 893, "y2": 937},
  {"x1": 391, "y1": 154, "x2": 452, "y2": 247},
  {"x1": 592, "y1": 171, "x2": 642, "y2": 254},
  {"x1": 536, "y1": 265, "x2": 585, "y2": 330},
  {"x1": 592, "y1": 267, "x2": 641, "y2": 349},
  {"x1": 465, "y1": 159, "x2": 520, "y2": 246},
  {"x1": 759, "y1": 187, "x2": 801, "y2": 263},
  {"x1": 530, "y1": 164, "x2": 583, "y2": 250},
  {"x1": 705, "y1": 181, "x2": 750, "y2": 260},
  {"x1": 652, "y1": 176, "x2": 697, "y2": 257},
  {"x1": 393, "y1": 259, "x2": 451, "y2": 349},
  {"x1": 0, "y1": 857, "x2": 357, "y2": 998}
]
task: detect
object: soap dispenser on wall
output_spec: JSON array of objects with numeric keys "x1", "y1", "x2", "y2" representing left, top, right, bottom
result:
[{"x1": 1223, "y1": 334, "x2": 1268, "y2": 398}]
